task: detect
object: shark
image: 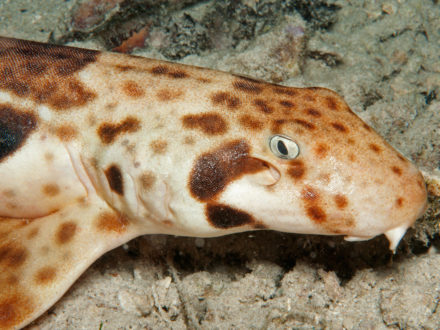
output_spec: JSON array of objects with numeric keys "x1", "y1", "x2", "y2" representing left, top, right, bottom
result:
[{"x1": 0, "y1": 37, "x2": 427, "y2": 329}]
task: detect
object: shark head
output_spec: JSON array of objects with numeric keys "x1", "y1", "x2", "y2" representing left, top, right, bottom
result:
[{"x1": 181, "y1": 84, "x2": 427, "y2": 250}]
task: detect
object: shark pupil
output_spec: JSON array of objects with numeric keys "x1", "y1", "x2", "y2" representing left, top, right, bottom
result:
[{"x1": 277, "y1": 140, "x2": 288, "y2": 155}]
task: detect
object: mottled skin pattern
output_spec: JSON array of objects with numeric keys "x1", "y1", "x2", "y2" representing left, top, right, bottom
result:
[{"x1": 0, "y1": 37, "x2": 427, "y2": 329}]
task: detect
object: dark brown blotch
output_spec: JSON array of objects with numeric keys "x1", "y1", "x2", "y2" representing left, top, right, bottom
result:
[
  {"x1": 105, "y1": 164, "x2": 124, "y2": 195},
  {"x1": 253, "y1": 99, "x2": 274, "y2": 114},
  {"x1": 0, "y1": 105, "x2": 37, "y2": 162},
  {"x1": 189, "y1": 140, "x2": 268, "y2": 201},
  {"x1": 182, "y1": 113, "x2": 228, "y2": 135},
  {"x1": 56, "y1": 221, "x2": 77, "y2": 245},
  {"x1": 97, "y1": 117, "x2": 141, "y2": 144},
  {"x1": 206, "y1": 203, "x2": 255, "y2": 229},
  {"x1": 211, "y1": 91, "x2": 241, "y2": 109},
  {"x1": 396, "y1": 197, "x2": 404, "y2": 207}
]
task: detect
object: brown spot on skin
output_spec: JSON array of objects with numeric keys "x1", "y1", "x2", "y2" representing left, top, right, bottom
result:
[
  {"x1": 206, "y1": 203, "x2": 255, "y2": 229},
  {"x1": 56, "y1": 221, "x2": 77, "y2": 244},
  {"x1": 162, "y1": 220, "x2": 173, "y2": 227},
  {"x1": 287, "y1": 160, "x2": 306, "y2": 180},
  {"x1": 233, "y1": 80, "x2": 263, "y2": 94},
  {"x1": 253, "y1": 99, "x2": 274, "y2": 114},
  {"x1": 334, "y1": 194, "x2": 348, "y2": 209},
  {"x1": 271, "y1": 119, "x2": 287, "y2": 132},
  {"x1": 369, "y1": 143, "x2": 382, "y2": 153},
  {"x1": 304, "y1": 95, "x2": 316, "y2": 102},
  {"x1": 306, "y1": 108, "x2": 321, "y2": 117},
  {"x1": 96, "y1": 211, "x2": 128, "y2": 233},
  {"x1": 331, "y1": 122, "x2": 348, "y2": 133},
  {"x1": 42, "y1": 183, "x2": 60, "y2": 197},
  {"x1": 302, "y1": 186, "x2": 319, "y2": 201},
  {"x1": 314, "y1": 143, "x2": 329, "y2": 158},
  {"x1": 150, "y1": 65, "x2": 188, "y2": 79},
  {"x1": 2, "y1": 189, "x2": 15, "y2": 198},
  {"x1": 190, "y1": 140, "x2": 268, "y2": 201},
  {"x1": 396, "y1": 197, "x2": 404, "y2": 207},
  {"x1": 150, "y1": 65, "x2": 169, "y2": 75},
  {"x1": 0, "y1": 243, "x2": 27, "y2": 268},
  {"x1": 253, "y1": 221, "x2": 267, "y2": 229},
  {"x1": 325, "y1": 96, "x2": 339, "y2": 110},
  {"x1": 307, "y1": 206, "x2": 327, "y2": 223},
  {"x1": 150, "y1": 140, "x2": 168, "y2": 154},
  {"x1": 55, "y1": 125, "x2": 77, "y2": 141},
  {"x1": 273, "y1": 87, "x2": 297, "y2": 96},
  {"x1": 182, "y1": 113, "x2": 228, "y2": 135},
  {"x1": 211, "y1": 92, "x2": 241, "y2": 109},
  {"x1": 363, "y1": 123, "x2": 372, "y2": 131},
  {"x1": 184, "y1": 136, "x2": 195, "y2": 145},
  {"x1": 0, "y1": 105, "x2": 37, "y2": 162},
  {"x1": 391, "y1": 166, "x2": 402, "y2": 176},
  {"x1": 27, "y1": 227, "x2": 39, "y2": 239},
  {"x1": 294, "y1": 119, "x2": 315, "y2": 130},
  {"x1": 170, "y1": 70, "x2": 188, "y2": 79},
  {"x1": 114, "y1": 64, "x2": 136, "y2": 72},
  {"x1": 348, "y1": 153, "x2": 356, "y2": 162},
  {"x1": 279, "y1": 100, "x2": 295, "y2": 108},
  {"x1": 45, "y1": 152, "x2": 54, "y2": 162},
  {"x1": 98, "y1": 117, "x2": 141, "y2": 144},
  {"x1": 156, "y1": 89, "x2": 183, "y2": 101},
  {"x1": 140, "y1": 172, "x2": 156, "y2": 190},
  {"x1": 0, "y1": 37, "x2": 98, "y2": 110},
  {"x1": 239, "y1": 115, "x2": 264, "y2": 131},
  {"x1": 122, "y1": 80, "x2": 144, "y2": 98},
  {"x1": 35, "y1": 266, "x2": 56, "y2": 284},
  {"x1": 0, "y1": 294, "x2": 34, "y2": 329},
  {"x1": 105, "y1": 164, "x2": 124, "y2": 195}
]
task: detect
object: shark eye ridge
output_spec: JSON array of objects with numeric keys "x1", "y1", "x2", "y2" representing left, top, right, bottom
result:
[{"x1": 269, "y1": 135, "x2": 299, "y2": 160}]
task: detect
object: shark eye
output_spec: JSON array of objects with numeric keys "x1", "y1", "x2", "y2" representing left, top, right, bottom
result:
[{"x1": 269, "y1": 135, "x2": 299, "y2": 160}]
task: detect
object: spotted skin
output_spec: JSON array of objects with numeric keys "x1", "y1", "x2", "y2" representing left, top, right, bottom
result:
[{"x1": 0, "y1": 37, "x2": 427, "y2": 329}]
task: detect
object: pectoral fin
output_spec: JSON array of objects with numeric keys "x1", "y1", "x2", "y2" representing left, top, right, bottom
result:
[{"x1": 0, "y1": 196, "x2": 142, "y2": 329}]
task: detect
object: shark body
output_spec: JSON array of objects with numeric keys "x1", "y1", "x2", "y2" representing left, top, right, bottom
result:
[{"x1": 0, "y1": 37, "x2": 427, "y2": 328}]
